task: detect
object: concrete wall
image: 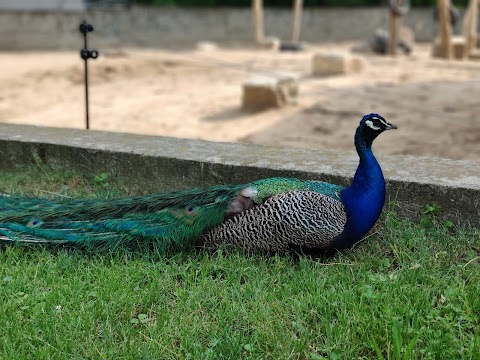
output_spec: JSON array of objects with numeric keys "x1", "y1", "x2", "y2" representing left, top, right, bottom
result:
[
  {"x1": 0, "y1": 0, "x2": 85, "y2": 11},
  {"x1": 0, "y1": 123, "x2": 478, "y2": 227},
  {"x1": 0, "y1": 6, "x2": 440, "y2": 50}
]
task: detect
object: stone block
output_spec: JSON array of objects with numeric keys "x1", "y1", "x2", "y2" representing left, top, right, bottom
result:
[
  {"x1": 258, "y1": 36, "x2": 281, "y2": 50},
  {"x1": 242, "y1": 71, "x2": 298, "y2": 110},
  {"x1": 195, "y1": 41, "x2": 219, "y2": 52},
  {"x1": 311, "y1": 52, "x2": 365, "y2": 76},
  {"x1": 431, "y1": 36, "x2": 467, "y2": 59}
]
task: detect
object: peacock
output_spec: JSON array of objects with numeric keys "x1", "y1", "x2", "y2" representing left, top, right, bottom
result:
[{"x1": 0, "y1": 113, "x2": 397, "y2": 255}]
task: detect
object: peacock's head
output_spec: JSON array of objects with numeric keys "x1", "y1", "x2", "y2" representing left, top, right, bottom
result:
[{"x1": 358, "y1": 113, "x2": 397, "y2": 144}]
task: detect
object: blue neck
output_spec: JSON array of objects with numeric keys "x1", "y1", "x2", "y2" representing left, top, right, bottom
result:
[{"x1": 333, "y1": 128, "x2": 386, "y2": 250}]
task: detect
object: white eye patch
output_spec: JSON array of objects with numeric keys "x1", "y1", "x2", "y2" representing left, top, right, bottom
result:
[{"x1": 365, "y1": 120, "x2": 381, "y2": 130}]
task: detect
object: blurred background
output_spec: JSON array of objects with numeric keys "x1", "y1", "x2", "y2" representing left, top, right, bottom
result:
[{"x1": 0, "y1": 0, "x2": 478, "y2": 160}]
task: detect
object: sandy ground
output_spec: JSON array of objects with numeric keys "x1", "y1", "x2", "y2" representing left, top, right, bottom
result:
[{"x1": 0, "y1": 43, "x2": 479, "y2": 161}]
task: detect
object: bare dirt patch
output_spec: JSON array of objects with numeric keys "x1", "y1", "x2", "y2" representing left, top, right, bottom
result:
[{"x1": 0, "y1": 43, "x2": 479, "y2": 160}]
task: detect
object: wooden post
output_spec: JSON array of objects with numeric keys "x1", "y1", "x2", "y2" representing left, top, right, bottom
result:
[
  {"x1": 461, "y1": 0, "x2": 473, "y2": 58},
  {"x1": 388, "y1": 9, "x2": 400, "y2": 55},
  {"x1": 291, "y1": 0, "x2": 303, "y2": 43},
  {"x1": 438, "y1": 0, "x2": 453, "y2": 59},
  {"x1": 462, "y1": 0, "x2": 479, "y2": 56},
  {"x1": 472, "y1": 0, "x2": 479, "y2": 50},
  {"x1": 252, "y1": 0, "x2": 264, "y2": 44}
]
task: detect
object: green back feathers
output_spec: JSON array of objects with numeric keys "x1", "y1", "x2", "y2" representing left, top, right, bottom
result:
[
  {"x1": 251, "y1": 178, "x2": 342, "y2": 203},
  {"x1": 304, "y1": 180, "x2": 342, "y2": 200}
]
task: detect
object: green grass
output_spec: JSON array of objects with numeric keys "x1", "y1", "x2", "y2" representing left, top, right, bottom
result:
[{"x1": 0, "y1": 166, "x2": 479, "y2": 359}]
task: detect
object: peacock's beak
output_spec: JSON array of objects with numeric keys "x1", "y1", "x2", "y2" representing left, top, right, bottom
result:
[{"x1": 385, "y1": 122, "x2": 398, "y2": 130}]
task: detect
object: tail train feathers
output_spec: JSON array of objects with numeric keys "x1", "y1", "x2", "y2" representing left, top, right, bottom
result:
[{"x1": 0, "y1": 185, "x2": 244, "y2": 251}]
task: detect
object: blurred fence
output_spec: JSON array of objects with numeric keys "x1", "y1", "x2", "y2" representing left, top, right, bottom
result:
[{"x1": 0, "y1": 5, "x2": 439, "y2": 50}]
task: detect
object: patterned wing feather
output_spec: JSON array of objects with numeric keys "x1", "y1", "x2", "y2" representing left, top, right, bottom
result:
[{"x1": 199, "y1": 190, "x2": 347, "y2": 253}]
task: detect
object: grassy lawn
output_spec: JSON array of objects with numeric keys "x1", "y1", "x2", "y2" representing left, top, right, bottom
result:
[{"x1": 0, "y1": 166, "x2": 479, "y2": 359}]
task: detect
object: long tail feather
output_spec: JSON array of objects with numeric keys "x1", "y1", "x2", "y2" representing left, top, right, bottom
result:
[
  {"x1": 0, "y1": 184, "x2": 246, "y2": 252},
  {"x1": 0, "y1": 185, "x2": 245, "y2": 222}
]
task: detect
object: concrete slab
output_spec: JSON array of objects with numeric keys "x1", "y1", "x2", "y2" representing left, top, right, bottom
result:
[{"x1": 0, "y1": 123, "x2": 478, "y2": 226}]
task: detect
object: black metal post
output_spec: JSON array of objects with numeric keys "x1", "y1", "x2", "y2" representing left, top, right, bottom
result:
[{"x1": 79, "y1": 21, "x2": 98, "y2": 130}]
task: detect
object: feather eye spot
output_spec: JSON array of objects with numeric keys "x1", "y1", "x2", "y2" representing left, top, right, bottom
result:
[
  {"x1": 27, "y1": 218, "x2": 43, "y2": 228},
  {"x1": 184, "y1": 205, "x2": 198, "y2": 216}
]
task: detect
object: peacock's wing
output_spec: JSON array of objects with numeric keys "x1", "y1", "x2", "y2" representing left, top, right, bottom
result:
[
  {"x1": 219, "y1": 178, "x2": 343, "y2": 221},
  {"x1": 199, "y1": 190, "x2": 347, "y2": 253}
]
